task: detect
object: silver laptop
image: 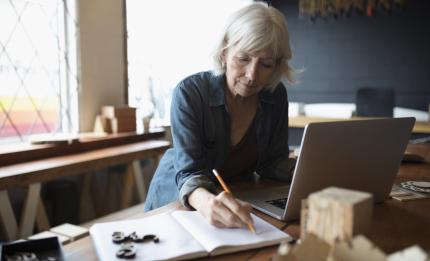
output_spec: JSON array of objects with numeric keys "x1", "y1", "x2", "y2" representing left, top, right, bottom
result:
[{"x1": 237, "y1": 117, "x2": 415, "y2": 221}]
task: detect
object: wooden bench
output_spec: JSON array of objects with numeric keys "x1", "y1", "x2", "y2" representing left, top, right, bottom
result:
[{"x1": 0, "y1": 139, "x2": 170, "y2": 241}]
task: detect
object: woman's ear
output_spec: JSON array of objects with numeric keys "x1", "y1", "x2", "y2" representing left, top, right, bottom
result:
[
  {"x1": 221, "y1": 50, "x2": 227, "y2": 68},
  {"x1": 221, "y1": 50, "x2": 226, "y2": 62}
]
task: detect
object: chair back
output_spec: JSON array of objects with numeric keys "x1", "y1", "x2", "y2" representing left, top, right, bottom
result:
[{"x1": 356, "y1": 87, "x2": 394, "y2": 117}]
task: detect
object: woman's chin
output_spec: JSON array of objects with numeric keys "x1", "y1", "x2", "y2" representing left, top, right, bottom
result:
[{"x1": 237, "y1": 87, "x2": 258, "y2": 97}]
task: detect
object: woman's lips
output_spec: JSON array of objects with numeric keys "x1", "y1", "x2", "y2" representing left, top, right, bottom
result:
[{"x1": 238, "y1": 79, "x2": 256, "y2": 88}]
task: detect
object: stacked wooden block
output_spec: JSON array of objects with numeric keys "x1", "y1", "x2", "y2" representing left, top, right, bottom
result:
[
  {"x1": 97, "y1": 106, "x2": 136, "y2": 133},
  {"x1": 273, "y1": 187, "x2": 429, "y2": 261},
  {"x1": 301, "y1": 186, "x2": 373, "y2": 244}
]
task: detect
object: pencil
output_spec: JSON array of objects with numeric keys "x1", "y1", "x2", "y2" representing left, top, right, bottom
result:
[{"x1": 212, "y1": 169, "x2": 256, "y2": 233}]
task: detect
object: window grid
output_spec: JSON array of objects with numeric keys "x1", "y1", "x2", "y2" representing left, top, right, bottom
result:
[{"x1": 0, "y1": 0, "x2": 79, "y2": 144}]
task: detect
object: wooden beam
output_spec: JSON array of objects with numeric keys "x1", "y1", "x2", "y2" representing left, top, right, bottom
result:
[
  {"x1": 0, "y1": 190, "x2": 18, "y2": 240},
  {"x1": 36, "y1": 199, "x2": 51, "y2": 231},
  {"x1": 121, "y1": 162, "x2": 135, "y2": 208},
  {"x1": 131, "y1": 160, "x2": 146, "y2": 202},
  {"x1": 19, "y1": 183, "x2": 42, "y2": 238}
]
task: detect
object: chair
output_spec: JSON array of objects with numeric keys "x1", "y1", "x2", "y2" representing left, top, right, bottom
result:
[{"x1": 355, "y1": 87, "x2": 394, "y2": 117}]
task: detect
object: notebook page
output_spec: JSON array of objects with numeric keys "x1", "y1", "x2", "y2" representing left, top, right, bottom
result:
[
  {"x1": 90, "y1": 213, "x2": 206, "y2": 260},
  {"x1": 171, "y1": 210, "x2": 291, "y2": 254}
]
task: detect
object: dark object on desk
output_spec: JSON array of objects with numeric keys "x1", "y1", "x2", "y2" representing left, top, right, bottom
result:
[
  {"x1": 402, "y1": 152, "x2": 425, "y2": 163},
  {"x1": 410, "y1": 136, "x2": 430, "y2": 144},
  {"x1": 112, "y1": 231, "x2": 159, "y2": 244},
  {"x1": 355, "y1": 87, "x2": 394, "y2": 117},
  {"x1": 0, "y1": 237, "x2": 64, "y2": 261},
  {"x1": 116, "y1": 243, "x2": 136, "y2": 259},
  {"x1": 112, "y1": 231, "x2": 159, "y2": 259},
  {"x1": 400, "y1": 181, "x2": 430, "y2": 194}
]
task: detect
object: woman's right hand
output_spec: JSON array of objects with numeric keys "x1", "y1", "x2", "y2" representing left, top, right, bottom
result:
[{"x1": 188, "y1": 187, "x2": 253, "y2": 228}]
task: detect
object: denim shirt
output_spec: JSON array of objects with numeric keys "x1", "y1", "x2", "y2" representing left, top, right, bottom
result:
[{"x1": 144, "y1": 71, "x2": 295, "y2": 211}]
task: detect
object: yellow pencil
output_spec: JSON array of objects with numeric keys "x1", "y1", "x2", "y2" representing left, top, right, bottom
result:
[{"x1": 212, "y1": 169, "x2": 256, "y2": 233}]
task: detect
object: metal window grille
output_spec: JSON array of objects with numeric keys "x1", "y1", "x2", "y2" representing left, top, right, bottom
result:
[{"x1": 0, "y1": 0, "x2": 79, "y2": 144}]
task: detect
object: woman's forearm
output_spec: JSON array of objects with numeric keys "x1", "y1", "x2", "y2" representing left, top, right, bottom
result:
[{"x1": 188, "y1": 187, "x2": 215, "y2": 211}]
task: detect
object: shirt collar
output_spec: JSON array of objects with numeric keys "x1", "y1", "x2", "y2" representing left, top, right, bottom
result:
[{"x1": 208, "y1": 73, "x2": 226, "y2": 107}]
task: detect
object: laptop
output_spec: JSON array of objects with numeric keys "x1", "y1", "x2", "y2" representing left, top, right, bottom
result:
[{"x1": 236, "y1": 117, "x2": 415, "y2": 221}]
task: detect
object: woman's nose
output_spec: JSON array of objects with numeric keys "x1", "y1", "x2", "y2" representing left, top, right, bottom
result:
[{"x1": 245, "y1": 60, "x2": 258, "y2": 83}]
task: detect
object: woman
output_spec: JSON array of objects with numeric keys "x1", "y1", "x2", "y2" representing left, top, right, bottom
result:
[{"x1": 145, "y1": 2, "x2": 296, "y2": 229}]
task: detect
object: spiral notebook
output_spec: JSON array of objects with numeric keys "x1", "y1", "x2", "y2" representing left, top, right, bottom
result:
[{"x1": 90, "y1": 210, "x2": 291, "y2": 260}]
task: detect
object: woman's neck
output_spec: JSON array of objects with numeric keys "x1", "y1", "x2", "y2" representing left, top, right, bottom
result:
[{"x1": 225, "y1": 88, "x2": 258, "y2": 109}]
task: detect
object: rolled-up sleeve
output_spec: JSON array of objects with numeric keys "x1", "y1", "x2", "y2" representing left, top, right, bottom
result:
[{"x1": 179, "y1": 175, "x2": 221, "y2": 209}]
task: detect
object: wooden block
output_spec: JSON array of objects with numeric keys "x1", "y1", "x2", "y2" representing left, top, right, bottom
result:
[
  {"x1": 300, "y1": 199, "x2": 308, "y2": 240},
  {"x1": 93, "y1": 115, "x2": 108, "y2": 133},
  {"x1": 304, "y1": 187, "x2": 373, "y2": 244},
  {"x1": 101, "y1": 106, "x2": 136, "y2": 119},
  {"x1": 50, "y1": 223, "x2": 89, "y2": 241},
  {"x1": 275, "y1": 233, "x2": 331, "y2": 261},
  {"x1": 107, "y1": 117, "x2": 136, "y2": 133},
  {"x1": 331, "y1": 235, "x2": 386, "y2": 261},
  {"x1": 28, "y1": 230, "x2": 71, "y2": 245},
  {"x1": 387, "y1": 245, "x2": 429, "y2": 261}
]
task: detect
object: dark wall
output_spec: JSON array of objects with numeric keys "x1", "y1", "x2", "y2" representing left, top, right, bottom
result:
[{"x1": 273, "y1": 0, "x2": 430, "y2": 110}]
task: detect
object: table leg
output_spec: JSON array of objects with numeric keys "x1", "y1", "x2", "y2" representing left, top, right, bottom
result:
[
  {"x1": 121, "y1": 160, "x2": 146, "y2": 208},
  {"x1": 121, "y1": 162, "x2": 135, "y2": 208},
  {"x1": 132, "y1": 160, "x2": 146, "y2": 202},
  {"x1": 0, "y1": 190, "x2": 18, "y2": 240},
  {"x1": 79, "y1": 173, "x2": 96, "y2": 222},
  {"x1": 36, "y1": 199, "x2": 50, "y2": 231},
  {"x1": 18, "y1": 183, "x2": 41, "y2": 239}
]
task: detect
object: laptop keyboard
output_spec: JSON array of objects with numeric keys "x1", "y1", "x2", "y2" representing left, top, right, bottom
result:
[{"x1": 266, "y1": 198, "x2": 288, "y2": 210}]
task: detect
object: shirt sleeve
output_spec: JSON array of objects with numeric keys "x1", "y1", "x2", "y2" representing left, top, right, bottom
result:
[
  {"x1": 170, "y1": 80, "x2": 218, "y2": 208},
  {"x1": 256, "y1": 85, "x2": 296, "y2": 182}
]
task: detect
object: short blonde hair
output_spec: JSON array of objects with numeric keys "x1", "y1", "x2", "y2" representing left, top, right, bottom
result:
[{"x1": 213, "y1": 2, "x2": 295, "y2": 90}]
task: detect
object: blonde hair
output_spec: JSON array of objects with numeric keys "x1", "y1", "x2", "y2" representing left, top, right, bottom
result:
[{"x1": 213, "y1": 2, "x2": 296, "y2": 90}]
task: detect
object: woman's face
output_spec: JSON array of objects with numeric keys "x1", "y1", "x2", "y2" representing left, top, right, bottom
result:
[{"x1": 223, "y1": 45, "x2": 276, "y2": 98}]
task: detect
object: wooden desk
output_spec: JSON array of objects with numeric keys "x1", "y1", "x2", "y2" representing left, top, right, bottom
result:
[
  {"x1": 63, "y1": 143, "x2": 430, "y2": 260},
  {"x1": 0, "y1": 137, "x2": 170, "y2": 241},
  {"x1": 289, "y1": 116, "x2": 430, "y2": 134}
]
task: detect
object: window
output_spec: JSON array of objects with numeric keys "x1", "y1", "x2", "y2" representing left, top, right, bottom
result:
[
  {"x1": 0, "y1": 0, "x2": 79, "y2": 144},
  {"x1": 126, "y1": 0, "x2": 251, "y2": 127}
]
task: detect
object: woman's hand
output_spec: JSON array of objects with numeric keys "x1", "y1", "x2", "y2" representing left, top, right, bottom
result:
[{"x1": 188, "y1": 188, "x2": 253, "y2": 228}]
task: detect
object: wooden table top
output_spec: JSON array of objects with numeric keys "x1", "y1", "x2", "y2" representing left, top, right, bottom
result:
[{"x1": 63, "y1": 143, "x2": 430, "y2": 260}]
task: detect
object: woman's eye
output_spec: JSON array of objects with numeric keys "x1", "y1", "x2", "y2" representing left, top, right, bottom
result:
[
  {"x1": 261, "y1": 62, "x2": 274, "y2": 68},
  {"x1": 236, "y1": 56, "x2": 250, "y2": 63}
]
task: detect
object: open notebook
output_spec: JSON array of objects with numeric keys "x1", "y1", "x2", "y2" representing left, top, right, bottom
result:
[{"x1": 90, "y1": 210, "x2": 291, "y2": 260}]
